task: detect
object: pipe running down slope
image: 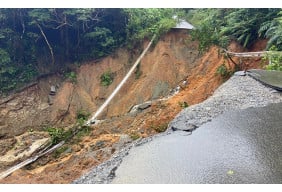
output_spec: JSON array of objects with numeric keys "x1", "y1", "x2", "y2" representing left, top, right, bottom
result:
[
  {"x1": 0, "y1": 35, "x2": 156, "y2": 180},
  {"x1": 223, "y1": 50, "x2": 282, "y2": 58},
  {"x1": 0, "y1": 141, "x2": 65, "y2": 180},
  {"x1": 86, "y1": 35, "x2": 156, "y2": 125}
]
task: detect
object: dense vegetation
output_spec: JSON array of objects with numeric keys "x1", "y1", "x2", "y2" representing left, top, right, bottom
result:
[
  {"x1": 0, "y1": 8, "x2": 179, "y2": 94},
  {"x1": 1, "y1": 8, "x2": 282, "y2": 94},
  {"x1": 187, "y1": 9, "x2": 282, "y2": 52},
  {"x1": 187, "y1": 8, "x2": 282, "y2": 71}
]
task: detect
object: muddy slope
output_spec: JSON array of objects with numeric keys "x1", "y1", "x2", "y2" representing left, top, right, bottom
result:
[
  {"x1": 0, "y1": 30, "x2": 199, "y2": 138},
  {"x1": 0, "y1": 33, "x2": 267, "y2": 183}
]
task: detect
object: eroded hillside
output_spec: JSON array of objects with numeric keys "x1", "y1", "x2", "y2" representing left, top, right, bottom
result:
[
  {"x1": 0, "y1": 30, "x2": 198, "y2": 138},
  {"x1": 0, "y1": 31, "x2": 267, "y2": 183}
]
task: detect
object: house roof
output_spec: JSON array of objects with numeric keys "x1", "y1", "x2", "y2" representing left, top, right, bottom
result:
[
  {"x1": 172, "y1": 15, "x2": 194, "y2": 30},
  {"x1": 172, "y1": 19, "x2": 194, "y2": 30}
]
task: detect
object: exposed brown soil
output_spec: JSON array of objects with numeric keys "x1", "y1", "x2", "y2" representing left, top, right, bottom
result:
[{"x1": 0, "y1": 31, "x2": 267, "y2": 184}]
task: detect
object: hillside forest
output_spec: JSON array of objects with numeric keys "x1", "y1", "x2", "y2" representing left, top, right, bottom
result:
[{"x1": 0, "y1": 8, "x2": 282, "y2": 94}]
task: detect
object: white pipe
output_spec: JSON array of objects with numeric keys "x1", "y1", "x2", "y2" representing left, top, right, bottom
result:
[
  {"x1": 87, "y1": 35, "x2": 156, "y2": 125},
  {"x1": 0, "y1": 35, "x2": 156, "y2": 180},
  {"x1": 0, "y1": 141, "x2": 65, "y2": 180}
]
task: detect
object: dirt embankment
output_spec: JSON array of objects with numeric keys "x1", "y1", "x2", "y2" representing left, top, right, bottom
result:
[
  {"x1": 0, "y1": 30, "x2": 199, "y2": 139},
  {"x1": 0, "y1": 32, "x2": 267, "y2": 183}
]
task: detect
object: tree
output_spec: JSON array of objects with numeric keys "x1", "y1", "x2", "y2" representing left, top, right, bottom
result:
[
  {"x1": 187, "y1": 8, "x2": 279, "y2": 51},
  {"x1": 123, "y1": 8, "x2": 178, "y2": 46},
  {"x1": 220, "y1": 9, "x2": 279, "y2": 48},
  {"x1": 259, "y1": 9, "x2": 282, "y2": 50},
  {"x1": 0, "y1": 48, "x2": 17, "y2": 93},
  {"x1": 28, "y1": 9, "x2": 56, "y2": 66},
  {"x1": 0, "y1": 8, "x2": 184, "y2": 94}
]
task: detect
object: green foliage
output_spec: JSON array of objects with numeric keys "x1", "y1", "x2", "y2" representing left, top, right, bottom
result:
[
  {"x1": 76, "y1": 109, "x2": 90, "y2": 125},
  {"x1": 259, "y1": 10, "x2": 282, "y2": 50},
  {"x1": 65, "y1": 71, "x2": 77, "y2": 83},
  {"x1": 1, "y1": 8, "x2": 280, "y2": 94},
  {"x1": 46, "y1": 127, "x2": 72, "y2": 145},
  {"x1": 178, "y1": 101, "x2": 189, "y2": 108},
  {"x1": 135, "y1": 63, "x2": 142, "y2": 79},
  {"x1": 0, "y1": 46, "x2": 37, "y2": 94},
  {"x1": 0, "y1": 48, "x2": 17, "y2": 93},
  {"x1": 191, "y1": 23, "x2": 228, "y2": 53},
  {"x1": 84, "y1": 27, "x2": 117, "y2": 58},
  {"x1": 188, "y1": 8, "x2": 279, "y2": 50},
  {"x1": 129, "y1": 132, "x2": 140, "y2": 140},
  {"x1": 0, "y1": 48, "x2": 11, "y2": 65},
  {"x1": 189, "y1": 9, "x2": 231, "y2": 52},
  {"x1": 123, "y1": 8, "x2": 179, "y2": 47},
  {"x1": 220, "y1": 9, "x2": 279, "y2": 48},
  {"x1": 0, "y1": 8, "x2": 128, "y2": 92},
  {"x1": 263, "y1": 46, "x2": 282, "y2": 71},
  {"x1": 53, "y1": 146, "x2": 69, "y2": 158},
  {"x1": 100, "y1": 71, "x2": 114, "y2": 86},
  {"x1": 151, "y1": 123, "x2": 168, "y2": 133},
  {"x1": 75, "y1": 125, "x2": 91, "y2": 139},
  {"x1": 216, "y1": 63, "x2": 233, "y2": 79},
  {"x1": 46, "y1": 123, "x2": 92, "y2": 147},
  {"x1": 28, "y1": 8, "x2": 52, "y2": 24},
  {"x1": 20, "y1": 64, "x2": 38, "y2": 82}
]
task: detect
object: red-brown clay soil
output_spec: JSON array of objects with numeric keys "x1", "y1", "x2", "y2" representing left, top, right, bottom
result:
[{"x1": 0, "y1": 33, "x2": 267, "y2": 184}]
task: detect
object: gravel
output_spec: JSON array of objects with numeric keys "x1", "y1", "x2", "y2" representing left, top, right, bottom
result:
[
  {"x1": 72, "y1": 135, "x2": 161, "y2": 184},
  {"x1": 169, "y1": 75, "x2": 282, "y2": 131},
  {"x1": 73, "y1": 74, "x2": 282, "y2": 184}
]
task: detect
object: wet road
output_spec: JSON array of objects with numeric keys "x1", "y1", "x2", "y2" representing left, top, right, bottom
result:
[
  {"x1": 248, "y1": 69, "x2": 282, "y2": 91},
  {"x1": 112, "y1": 103, "x2": 282, "y2": 184}
]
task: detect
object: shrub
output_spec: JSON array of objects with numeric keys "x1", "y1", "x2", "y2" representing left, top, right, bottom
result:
[
  {"x1": 46, "y1": 127, "x2": 72, "y2": 145},
  {"x1": 76, "y1": 125, "x2": 92, "y2": 139},
  {"x1": 216, "y1": 63, "x2": 233, "y2": 79},
  {"x1": 46, "y1": 124, "x2": 92, "y2": 145},
  {"x1": 53, "y1": 146, "x2": 69, "y2": 158},
  {"x1": 135, "y1": 63, "x2": 142, "y2": 79},
  {"x1": 65, "y1": 71, "x2": 77, "y2": 83},
  {"x1": 152, "y1": 123, "x2": 168, "y2": 133},
  {"x1": 129, "y1": 132, "x2": 140, "y2": 140},
  {"x1": 263, "y1": 46, "x2": 282, "y2": 71},
  {"x1": 100, "y1": 71, "x2": 114, "y2": 86},
  {"x1": 178, "y1": 101, "x2": 189, "y2": 108},
  {"x1": 76, "y1": 109, "x2": 90, "y2": 125}
]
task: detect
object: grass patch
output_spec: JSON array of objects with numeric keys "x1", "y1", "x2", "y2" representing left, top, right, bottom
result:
[
  {"x1": 151, "y1": 123, "x2": 168, "y2": 133},
  {"x1": 129, "y1": 132, "x2": 140, "y2": 140}
]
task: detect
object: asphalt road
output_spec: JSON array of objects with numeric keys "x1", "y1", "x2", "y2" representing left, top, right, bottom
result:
[
  {"x1": 112, "y1": 102, "x2": 282, "y2": 184},
  {"x1": 248, "y1": 69, "x2": 282, "y2": 91}
]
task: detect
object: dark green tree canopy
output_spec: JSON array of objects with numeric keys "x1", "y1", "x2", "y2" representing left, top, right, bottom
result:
[
  {"x1": 2, "y1": 8, "x2": 280, "y2": 94},
  {"x1": 187, "y1": 8, "x2": 281, "y2": 51},
  {"x1": 0, "y1": 8, "x2": 179, "y2": 94}
]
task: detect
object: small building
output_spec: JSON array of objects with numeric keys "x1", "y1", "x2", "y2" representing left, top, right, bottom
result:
[
  {"x1": 172, "y1": 15, "x2": 194, "y2": 30},
  {"x1": 172, "y1": 19, "x2": 194, "y2": 30}
]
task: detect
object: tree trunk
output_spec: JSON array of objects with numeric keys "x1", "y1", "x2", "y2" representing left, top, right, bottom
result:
[
  {"x1": 65, "y1": 26, "x2": 69, "y2": 59},
  {"x1": 36, "y1": 23, "x2": 55, "y2": 66}
]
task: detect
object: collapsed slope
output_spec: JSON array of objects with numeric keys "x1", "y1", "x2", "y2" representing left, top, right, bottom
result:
[
  {"x1": 0, "y1": 30, "x2": 198, "y2": 138},
  {"x1": 0, "y1": 31, "x2": 267, "y2": 183}
]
